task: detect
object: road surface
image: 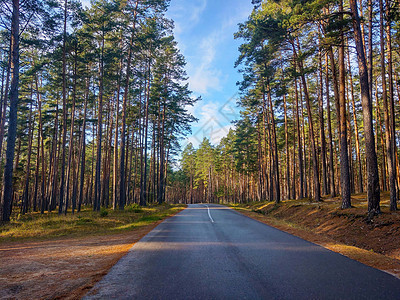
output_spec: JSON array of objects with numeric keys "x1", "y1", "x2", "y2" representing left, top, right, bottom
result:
[{"x1": 85, "y1": 204, "x2": 400, "y2": 299}]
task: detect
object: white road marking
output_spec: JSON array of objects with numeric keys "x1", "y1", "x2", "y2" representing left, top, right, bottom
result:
[{"x1": 205, "y1": 204, "x2": 215, "y2": 223}]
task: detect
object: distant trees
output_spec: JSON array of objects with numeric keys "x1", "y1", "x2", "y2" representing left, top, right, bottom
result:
[
  {"x1": 176, "y1": 0, "x2": 400, "y2": 215},
  {"x1": 0, "y1": 0, "x2": 197, "y2": 221}
]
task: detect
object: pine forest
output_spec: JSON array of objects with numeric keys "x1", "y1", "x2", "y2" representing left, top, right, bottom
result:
[{"x1": 1, "y1": 0, "x2": 400, "y2": 220}]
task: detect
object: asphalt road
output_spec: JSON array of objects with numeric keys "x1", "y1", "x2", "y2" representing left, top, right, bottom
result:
[{"x1": 84, "y1": 204, "x2": 400, "y2": 299}]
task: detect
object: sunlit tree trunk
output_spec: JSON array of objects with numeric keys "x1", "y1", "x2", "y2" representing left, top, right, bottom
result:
[
  {"x1": 385, "y1": 0, "x2": 397, "y2": 211},
  {"x1": 347, "y1": 50, "x2": 363, "y2": 193},
  {"x1": 318, "y1": 49, "x2": 327, "y2": 196},
  {"x1": 293, "y1": 61, "x2": 304, "y2": 199},
  {"x1": 58, "y1": 0, "x2": 68, "y2": 214},
  {"x1": 350, "y1": 0, "x2": 381, "y2": 215},
  {"x1": 22, "y1": 84, "x2": 34, "y2": 214},
  {"x1": 119, "y1": 2, "x2": 138, "y2": 209},
  {"x1": 292, "y1": 42, "x2": 320, "y2": 202},
  {"x1": 1, "y1": 0, "x2": 20, "y2": 222},
  {"x1": 339, "y1": 0, "x2": 351, "y2": 208}
]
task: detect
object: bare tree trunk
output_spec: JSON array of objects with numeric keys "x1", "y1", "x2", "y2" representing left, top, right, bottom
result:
[
  {"x1": 283, "y1": 93, "x2": 290, "y2": 199},
  {"x1": 350, "y1": 0, "x2": 381, "y2": 215},
  {"x1": 22, "y1": 85, "x2": 34, "y2": 214},
  {"x1": 368, "y1": 0, "x2": 373, "y2": 101},
  {"x1": 318, "y1": 49, "x2": 328, "y2": 196},
  {"x1": 78, "y1": 77, "x2": 89, "y2": 213},
  {"x1": 292, "y1": 42, "x2": 320, "y2": 202},
  {"x1": 39, "y1": 89, "x2": 46, "y2": 214},
  {"x1": 291, "y1": 99, "x2": 297, "y2": 199},
  {"x1": 64, "y1": 43, "x2": 78, "y2": 214},
  {"x1": 266, "y1": 83, "x2": 280, "y2": 203},
  {"x1": 1, "y1": 0, "x2": 19, "y2": 222},
  {"x1": 376, "y1": 88, "x2": 387, "y2": 191},
  {"x1": 119, "y1": 2, "x2": 138, "y2": 209},
  {"x1": 113, "y1": 54, "x2": 122, "y2": 210},
  {"x1": 0, "y1": 46, "x2": 11, "y2": 165},
  {"x1": 294, "y1": 64, "x2": 304, "y2": 199},
  {"x1": 347, "y1": 50, "x2": 364, "y2": 193},
  {"x1": 141, "y1": 63, "x2": 151, "y2": 206},
  {"x1": 32, "y1": 131, "x2": 40, "y2": 212},
  {"x1": 379, "y1": 0, "x2": 396, "y2": 211},
  {"x1": 94, "y1": 32, "x2": 105, "y2": 212},
  {"x1": 339, "y1": 0, "x2": 351, "y2": 208},
  {"x1": 385, "y1": 0, "x2": 397, "y2": 211},
  {"x1": 158, "y1": 101, "x2": 166, "y2": 204}
]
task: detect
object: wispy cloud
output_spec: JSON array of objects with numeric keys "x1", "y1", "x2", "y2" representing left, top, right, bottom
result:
[
  {"x1": 183, "y1": 98, "x2": 238, "y2": 147},
  {"x1": 184, "y1": 4, "x2": 252, "y2": 95},
  {"x1": 189, "y1": 0, "x2": 207, "y2": 24},
  {"x1": 167, "y1": 0, "x2": 253, "y2": 148},
  {"x1": 188, "y1": 32, "x2": 223, "y2": 94},
  {"x1": 168, "y1": 0, "x2": 207, "y2": 34}
]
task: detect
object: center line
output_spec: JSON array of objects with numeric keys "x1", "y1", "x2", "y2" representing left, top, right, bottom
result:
[{"x1": 205, "y1": 204, "x2": 215, "y2": 223}]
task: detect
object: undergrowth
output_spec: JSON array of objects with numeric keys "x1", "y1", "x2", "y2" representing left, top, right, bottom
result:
[{"x1": 0, "y1": 203, "x2": 186, "y2": 243}]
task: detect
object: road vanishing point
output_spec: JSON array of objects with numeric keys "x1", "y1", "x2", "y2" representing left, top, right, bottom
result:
[{"x1": 85, "y1": 204, "x2": 400, "y2": 299}]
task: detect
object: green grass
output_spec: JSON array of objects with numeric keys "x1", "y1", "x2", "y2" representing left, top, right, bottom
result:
[{"x1": 0, "y1": 203, "x2": 186, "y2": 243}]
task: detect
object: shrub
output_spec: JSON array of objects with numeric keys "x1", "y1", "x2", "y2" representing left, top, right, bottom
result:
[
  {"x1": 100, "y1": 208, "x2": 108, "y2": 217},
  {"x1": 126, "y1": 203, "x2": 142, "y2": 213}
]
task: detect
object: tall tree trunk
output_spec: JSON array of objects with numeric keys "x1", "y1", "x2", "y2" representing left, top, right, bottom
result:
[
  {"x1": 292, "y1": 42, "x2": 320, "y2": 202},
  {"x1": 78, "y1": 77, "x2": 89, "y2": 213},
  {"x1": 158, "y1": 101, "x2": 166, "y2": 204},
  {"x1": 49, "y1": 94, "x2": 59, "y2": 212},
  {"x1": 0, "y1": 46, "x2": 11, "y2": 165},
  {"x1": 22, "y1": 85, "x2": 34, "y2": 214},
  {"x1": 283, "y1": 93, "x2": 290, "y2": 199},
  {"x1": 385, "y1": 0, "x2": 397, "y2": 211},
  {"x1": 113, "y1": 54, "x2": 123, "y2": 210},
  {"x1": 376, "y1": 88, "x2": 387, "y2": 191},
  {"x1": 58, "y1": 0, "x2": 68, "y2": 214},
  {"x1": 349, "y1": 0, "x2": 381, "y2": 215},
  {"x1": 266, "y1": 82, "x2": 280, "y2": 203},
  {"x1": 1, "y1": 0, "x2": 19, "y2": 222},
  {"x1": 94, "y1": 32, "x2": 105, "y2": 212},
  {"x1": 318, "y1": 49, "x2": 328, "y2": 196},
  {"x1": 64, "y1": 43, "x2": 78, "y2": 214},
  {"x1": 325, "y1": 53, "x2": 335, "y2": 197},
  {"x1": 119, "y1": 2, "x2": 138, "y2": 209},
  {"x1": 39, "y1": 89, "x2": 46, "y2": 214},
  {"x1": 140, "y1": 63, "x2": 151, "y2": 206},
  {"x1": 33, "y1": 129, "x2": 40, "y2": 212},
  {"x1": 291, "y1": 99, "x2": 297, "y2": 199},
  {"x1": 379, "y1": 0, "x2": 396, "y2": 211},
  {"x1": 347, "y1": 49, "x2": 364, "y2": 193},
  {"x1": 368, "y1": 0, "x2": 373, "y2": 101},
  {"x1": 339, "y1": 0, "x2": 351, "y2": 209},
  {"x1": 294, "y1": 63, "x2": 304, "y2": 199}
]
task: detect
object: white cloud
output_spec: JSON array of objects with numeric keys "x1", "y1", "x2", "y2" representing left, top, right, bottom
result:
[
  {"x1": 189, "y1": 0, "x2": 207, "y2": 24},
  {"x1": 187, "y1": 31, "x2": 224, "y2": 94},
  {"x1": 167, "y1": 0, "x2": 207, "y2": 30},
  {"x1": 184, "y1": 101, "x2": 233, "y2": 146},
  {"x1": 221, "y1": 4, "x2": 253, "y2": 29}
]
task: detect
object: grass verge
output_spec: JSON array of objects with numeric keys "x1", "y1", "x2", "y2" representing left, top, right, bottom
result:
[{"x1": 0, "y1": 203, "x2": 186, "y2": 243}]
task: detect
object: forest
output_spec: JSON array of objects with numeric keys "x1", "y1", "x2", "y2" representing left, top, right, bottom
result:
[
  {"x1": 0, "y1": 0, "x2": 198, "y2": 222},
  {"x1": 1, "y1": 0, "x2": 400, "y2": 223},
  {"x1": 176, "y1": 0, "x2": 400, "y2": 216}
]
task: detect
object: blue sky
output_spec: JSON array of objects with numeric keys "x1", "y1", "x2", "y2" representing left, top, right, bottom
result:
[
  {"x1": 166, "y1": 0, "x2": 254, "y2": 148},
  {"x1": 81, "y1": 0, "x2": 254, "y2": 148}
]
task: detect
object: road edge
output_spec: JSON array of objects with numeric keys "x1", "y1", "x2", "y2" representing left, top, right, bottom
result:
[{"x1": 227, "y1": 205, "x2": 400, "y2": 279}]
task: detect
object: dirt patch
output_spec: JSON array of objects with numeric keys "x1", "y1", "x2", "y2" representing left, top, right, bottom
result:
[
  {"x1": 231, "y1": 194, "x2": 400, "y2": 278},
  {"x1": 0, "y1": 218, "x2": 170, "y2": 299}
]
